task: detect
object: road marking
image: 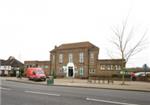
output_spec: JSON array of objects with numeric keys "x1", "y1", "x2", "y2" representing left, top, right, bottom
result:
[
  {"x1": 24, "y1": 91, "x2": 61, "y2": 97},
  {"x1": 86, "y1": 98, "x2": 139, "y2": 105},
  {"x1": 0, "y1": 87, "x2": 11, "y2": 90}
]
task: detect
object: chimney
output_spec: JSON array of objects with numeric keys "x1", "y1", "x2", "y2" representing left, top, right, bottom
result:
[{"x1": 55, "y1": 45, "x2": 57, "y2": 49}]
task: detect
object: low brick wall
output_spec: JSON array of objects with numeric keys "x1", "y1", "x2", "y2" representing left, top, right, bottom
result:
[{"x1": 88, "y1": 70, "x2": 115, "y2": 84}]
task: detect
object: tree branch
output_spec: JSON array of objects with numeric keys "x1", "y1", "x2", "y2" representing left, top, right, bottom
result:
[{"x1": 125, "y1": 30, "x2": 147, "y2": 61}]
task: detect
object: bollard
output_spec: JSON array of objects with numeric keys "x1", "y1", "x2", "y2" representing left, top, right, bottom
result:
[{"x1": 47, "y1": 76, "x2": 54, "y2": 85}]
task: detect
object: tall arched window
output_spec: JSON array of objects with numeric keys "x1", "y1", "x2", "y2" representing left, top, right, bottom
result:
[
  {"x1": 68, "y1": 53, "x2": 73, "y2": 63},
  {"x1": 79, "y1": 52, "x2": 84, "y2": 63}
]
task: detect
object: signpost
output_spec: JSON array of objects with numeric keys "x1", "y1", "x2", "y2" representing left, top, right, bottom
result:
[{"x1": 143, "y1": 64, "x2": 149, "y2": 80}]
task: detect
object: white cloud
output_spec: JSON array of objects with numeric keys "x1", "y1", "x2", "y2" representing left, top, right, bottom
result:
[{"x1": 0, "y1": 0, "x2": 149, "y2": 67}]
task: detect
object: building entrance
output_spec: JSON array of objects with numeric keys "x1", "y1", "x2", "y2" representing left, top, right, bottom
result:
[{"x1": 68, "y1": 67, "x2": 73, "y2": 77}]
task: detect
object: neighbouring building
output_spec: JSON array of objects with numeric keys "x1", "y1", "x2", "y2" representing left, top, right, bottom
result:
[
  {"x1": 0, "y1": 56, "x2": 24, "y2": 76},
  {"x1": 50, "y1": 41, "x2": 125, "y2": 78},
  {"x1": 24, "y1": 60, "x2": 50, "y2": 76},
  {"x1": 0, "y1": 59, "x2": 11, "y2": 76},
  {"x1": 96, "y1": 59, "x2": 124, "y2": 76}
]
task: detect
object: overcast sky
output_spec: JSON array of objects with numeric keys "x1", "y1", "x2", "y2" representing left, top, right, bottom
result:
[{"x1": 0, "y1": 0, "x2": 150, "y2": 67}]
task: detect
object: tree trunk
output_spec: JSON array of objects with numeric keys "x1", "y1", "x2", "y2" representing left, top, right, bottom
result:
[{"x1": 121, "y1": 55, "x2": 125, "y2": 85}]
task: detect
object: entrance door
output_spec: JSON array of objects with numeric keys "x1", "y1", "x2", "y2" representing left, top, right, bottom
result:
[
  {"x1": 68, "y1": 67, "x2": 73, "y2": 77},
  {"x1": 1, "y1": 70, "x2": 5, "y2": 76}
]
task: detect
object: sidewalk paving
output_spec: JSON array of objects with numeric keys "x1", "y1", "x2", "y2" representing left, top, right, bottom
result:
[{"x1": 1, "y1": 77, "x2": 150, "y2": 92}]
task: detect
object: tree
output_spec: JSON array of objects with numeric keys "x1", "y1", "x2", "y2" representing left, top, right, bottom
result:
[{"x1": 110, "y1": 19, "x2": 148, "y2": 85}]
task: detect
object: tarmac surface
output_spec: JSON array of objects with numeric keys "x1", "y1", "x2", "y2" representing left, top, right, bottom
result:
[
  {"x1": 2, "y1": 79, "x2": 150, "y2": 105},
  {"x1": 1, "y1": 77, "x2": 150, "y2": 92}
]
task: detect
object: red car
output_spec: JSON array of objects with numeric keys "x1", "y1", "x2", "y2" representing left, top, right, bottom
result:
[
  {"x1": 26, "y1": 67, "x2": 46, "y2": 81},
  {"x1": 131, "y1": 72, "x2": 150, "y2": 81}
]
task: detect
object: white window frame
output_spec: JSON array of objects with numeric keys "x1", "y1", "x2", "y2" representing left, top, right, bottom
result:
[
  {"x1": 90, "y1": 69, "x2": 95, "y2": 73},
  {"x1": 111, "y1": 65, "x2": 114, "y2": 70},
  {"x1": 90, "y1": 52, "x2": 94, "y2": 64},
  {"x1": 79, "y1": 67, "x2": 84, "y2": 76},
  {"x1": 79, "y1": 52, "x2": 84, "y2": 63},
  {"x1": 59, "y1": 67, "x2": 63, "y2": 73},
  {"x1": 115, "y1": 65, "x2": 121, "y2": 70},
  {"x1": 59, "y1": 54, "x2": 63, "y2": 63},
  {"x1": 100, "y1": 65, "x2": 105, "y2": 70},
  {"x1": 52, "y1": 55, "x2": 55, "y2": 64},
  {"x1": 68, "y1": 53, "x2": 73, "y2": 63},
  {"x1": 107, "y1": 65, "x2": 111, "y2": 70},
  {"x1": 45, "y1": 65, "x2": 48, "y2": 69}
]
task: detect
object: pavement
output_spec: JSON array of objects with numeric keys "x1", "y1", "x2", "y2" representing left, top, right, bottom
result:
[{"x1": 1, "y1": 77, "x2": 150, "y2": 92}]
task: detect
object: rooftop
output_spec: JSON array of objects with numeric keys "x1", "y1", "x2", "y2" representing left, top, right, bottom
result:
[{"x1": 50, "y1": 41, "x2": 99, "y2": 52}]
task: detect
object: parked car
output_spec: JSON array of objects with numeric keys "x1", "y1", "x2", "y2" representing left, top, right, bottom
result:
[
  {"x1": 131, "y1": 72, "x2": 150, "y2": 81},
  {"x1": 26, "y1": 67, "x2": 46, "y2": 81}
]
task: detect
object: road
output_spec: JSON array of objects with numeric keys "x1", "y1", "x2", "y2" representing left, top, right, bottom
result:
[{"x1": 1, "y1": 80, "x2": 150, "y2": 105}]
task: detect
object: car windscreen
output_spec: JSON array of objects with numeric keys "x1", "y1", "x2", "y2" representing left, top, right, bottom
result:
[
  {"x1": 36, "y1": 70, "x2": 44, "y2": 74},
  {"x1": 135, "y1": 72, "x2": 145, "y2": 76}
]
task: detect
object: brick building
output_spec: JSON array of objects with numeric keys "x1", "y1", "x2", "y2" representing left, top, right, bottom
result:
[
  {"x1": 24, "y1": 60, "x2": 50, "y2": 76},
  {"x1": 50, "y1": 41, "x2": 125, "y2": 78}
]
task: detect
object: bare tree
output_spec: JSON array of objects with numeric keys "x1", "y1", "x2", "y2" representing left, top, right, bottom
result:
[{"x1": 111, "y1": 19, "x2": 148, "y2": 85}]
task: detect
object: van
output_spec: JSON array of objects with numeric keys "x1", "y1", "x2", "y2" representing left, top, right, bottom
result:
[{"x1": 26, "y1": 67, "x2": 46, "y2": 81}]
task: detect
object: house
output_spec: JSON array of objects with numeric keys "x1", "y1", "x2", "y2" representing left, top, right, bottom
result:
[
  {"x1": 24, "y1": 60, "x2": 50, "y2": 76},
  {"x1": 0, "y1": 56, "x2": 24, "y2": 76},
  {"x1": 0, "y1": 59, "x2": 11, "y2": 76},
  {"x1": 50, "y1": 41, "x2": 125, "y2": 78}
]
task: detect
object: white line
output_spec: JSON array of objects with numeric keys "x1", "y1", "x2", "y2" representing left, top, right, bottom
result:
[
  {"x1": 86, "y1": 98, "x2": 139, "y2": 105},
  {"x1": 25, "y1": 91, "x2": 60, "y2": 97},
  {"x1": 0, "y1": 87, "x2": 11, "y2": 90}
]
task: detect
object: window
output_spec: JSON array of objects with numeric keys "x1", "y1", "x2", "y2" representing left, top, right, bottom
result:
[
  {"x1": 79, "y1": 67, "x2": 84, "y2": 76},
  {"x1": 38, "y1": 66, "x2": 41, "y2": 68},
  {"x1": 115, "y1": 65, "x2": 121, "y2": 70},
  {"x1": 5, "y1": 70, "x2": 8, "y2": 75},
  {"x1": 59, "y1": 54, "x2": 63, "y2": 63},
  {"x1": 45, "y1": 66, "x2": 48, "y2": 69},
  {"x1": 68, "y1": 53, "x2": 73, "y2": 62},
  {"x1": 93, "y1": 69, "x2": 95, "y2": 73},
  {"x1": 35, "y1": 64, "x2": 38, "y2": 67},
  {"x1": 89, "y1": 69, "x2": 95, "y2": 73},
  {"x1": 107, "y1": 65, "x2": 111, "y2": 70},
  {"x1": 100, "y1": 65, "x2": 105, "y2": 70},
  {"x1": 90, "y1": 52, "x2": 94, "y2": 64},
  {"x1": 111, "y1": 65, "x2": 114, "y2": 70},
  {"x1": 79, "y1": 52, "x2": 84, "y2": 63},
  {"x1": 59, "y1": 67, "x2": 63, "y2": 73},
  {"x1": 90, "y1": 52, "x2": 94, "y2": 59},
  {"x1": 116, "y1": 65, "x2": 119, "y2": 70},
  {"x1": 52, "y1": 55, "x2": 55, "y2": 64},
  {"x1": 118, "y1": 65, "x2": 121, "y2": 70}
]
